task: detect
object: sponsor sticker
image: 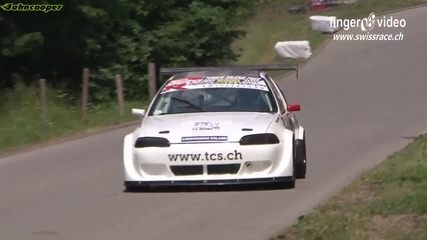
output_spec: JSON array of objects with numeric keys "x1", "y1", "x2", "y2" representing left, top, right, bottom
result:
[
  {"x1": 161, "y1": 76, "x2": 268, "y2": 94},
  {"x1": 168, "y1": 150, "x2": 243, "y2": 161},
  {"x1": 181, "y1": 136, "x2": 228, "y2": 142},
  {"x1": 192, "y1": 122, "x2": 220, "y2": 131}
]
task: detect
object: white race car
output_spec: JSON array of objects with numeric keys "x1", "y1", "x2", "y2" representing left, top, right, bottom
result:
[{"x1": 123, "y1": 65, "x2": 306, "y2": 191}]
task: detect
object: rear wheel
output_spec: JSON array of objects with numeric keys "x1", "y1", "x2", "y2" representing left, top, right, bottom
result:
[{"x1": 294, "y1": 132, "x2": 306, "y2": 179}]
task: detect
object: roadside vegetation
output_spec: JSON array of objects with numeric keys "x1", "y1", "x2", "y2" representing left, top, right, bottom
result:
[
  {"x1": 271, "y1": 134, "x2": 427, "y2": 240},
  {"x1": 1, "y1": 0, "x2": 426, "y2": 153},
  {"x1": 0, "y1": 81, "x2": 145, "y2": 153}
]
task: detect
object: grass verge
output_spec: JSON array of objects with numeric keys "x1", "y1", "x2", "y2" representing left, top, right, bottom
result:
[
  {"x1": 0, "y1": 82, "x2": 147, "y2": 154},
  {"x1": 271, "y1": 134, "x2": 427, "y2": 240}
]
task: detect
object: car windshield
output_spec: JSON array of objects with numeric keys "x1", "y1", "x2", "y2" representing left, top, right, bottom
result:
[{"x1": 148, "y1": 76, "x2": 278, "y2": 116}]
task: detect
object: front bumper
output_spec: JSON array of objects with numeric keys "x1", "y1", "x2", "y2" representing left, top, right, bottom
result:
[
  {"x1": 124, "y1": 142, "x2": 294, "y2": 181},
  {"x1": 124, "y1": 176, "x2": 294, "y2": 191}
]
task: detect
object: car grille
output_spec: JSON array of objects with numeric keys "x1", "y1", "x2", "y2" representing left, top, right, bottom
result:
[
  {"x1": 170, "y1": 165, "x2": 203, "y2": 176},
  {"x1": 207, "y1": 164, "x2": 240, "y2": 175},
  {"x1": 170, "y1": 164, "x2": 241, "y2": 176}
]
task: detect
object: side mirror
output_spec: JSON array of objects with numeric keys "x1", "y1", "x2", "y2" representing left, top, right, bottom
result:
[
  {"x1": 287, "y1": 104, "x2": 301, "y2": 112},
  {"x1": 132, "y1": 108, "x2": 146, "y2": 117}
]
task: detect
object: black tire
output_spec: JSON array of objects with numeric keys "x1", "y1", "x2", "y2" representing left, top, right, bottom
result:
[{"x1": 294, "y1": 132, "x2": 306, "y2": 179}]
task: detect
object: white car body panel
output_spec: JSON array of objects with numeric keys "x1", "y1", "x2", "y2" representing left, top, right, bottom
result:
[{"x1": 124, "y1": 112, "x2": 295, "y2": 181}]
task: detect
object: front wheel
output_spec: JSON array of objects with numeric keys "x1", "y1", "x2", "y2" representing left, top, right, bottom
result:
[{"x1": 294, "y1": 132, "x2": 306, "y2": 179}]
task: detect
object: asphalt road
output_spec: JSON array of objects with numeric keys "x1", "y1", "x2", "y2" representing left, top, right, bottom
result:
[{"x1": 1, "y1": 7, "x2": 427, "y2": 240}]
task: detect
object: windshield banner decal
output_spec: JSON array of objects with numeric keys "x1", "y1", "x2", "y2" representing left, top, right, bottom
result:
[{"x1": 161, "y1": 76, "x2": 268, "y2": 94}]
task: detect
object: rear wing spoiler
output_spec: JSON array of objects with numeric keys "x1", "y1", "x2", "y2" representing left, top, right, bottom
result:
[{"x1": 159, "y1": 64, "x2": 299, "y2": 78}]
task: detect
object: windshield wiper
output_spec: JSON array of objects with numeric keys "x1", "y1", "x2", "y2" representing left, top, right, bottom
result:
[{"x1": 170, "y1": 97, "x2": 204, "y2": 112}]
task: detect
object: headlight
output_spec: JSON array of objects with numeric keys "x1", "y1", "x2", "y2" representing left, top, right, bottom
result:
[
  {"x1": 239, "y1": 133, "x2": 280, "y2": 145},
  {"x1": 134, "y1": 137, "x2": 170, "y2": 148}
]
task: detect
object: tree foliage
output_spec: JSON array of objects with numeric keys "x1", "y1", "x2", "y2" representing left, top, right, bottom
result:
[{"x1": 0, "y1": 0, "x2": 258, "y2": 103}]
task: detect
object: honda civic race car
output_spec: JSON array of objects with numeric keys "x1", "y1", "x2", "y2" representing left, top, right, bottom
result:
[{"x1": 123, "y1": 65, "x2": 306, "y2": 191}]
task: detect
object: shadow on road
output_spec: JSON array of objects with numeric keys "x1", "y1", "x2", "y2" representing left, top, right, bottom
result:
[{"x1": 400, "y1": 136, "x2": 420, "y2": 140}]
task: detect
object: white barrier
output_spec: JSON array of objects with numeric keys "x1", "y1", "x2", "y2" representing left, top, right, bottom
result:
[
  {"x1": 309, "y1": 15, "x2": 340, "y2": 33},
  {"x1": 274, "y1": 41, "x2": 312, "y2": 59}
]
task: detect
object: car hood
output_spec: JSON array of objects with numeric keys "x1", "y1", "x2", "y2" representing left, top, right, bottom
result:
[{"x1": 137, "y1": 112, "x2": 278, "y2": 143}]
